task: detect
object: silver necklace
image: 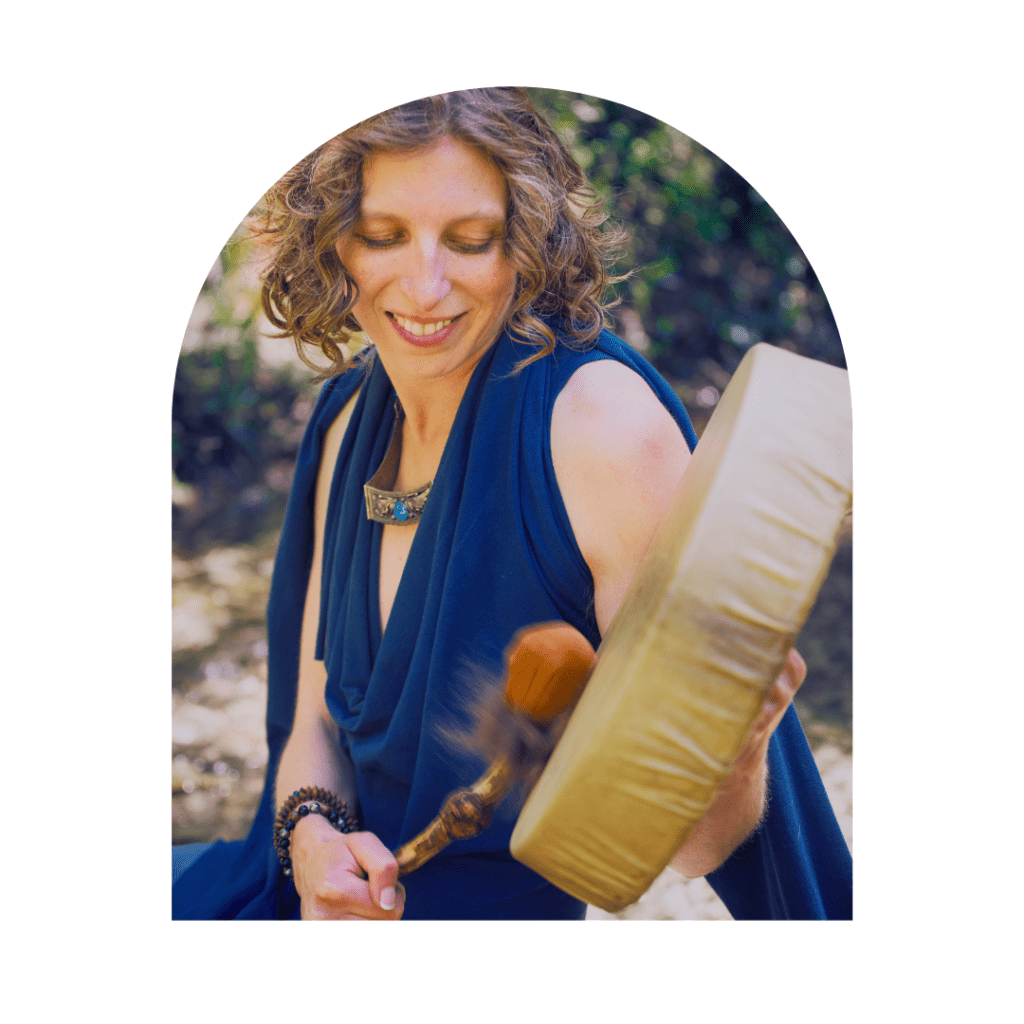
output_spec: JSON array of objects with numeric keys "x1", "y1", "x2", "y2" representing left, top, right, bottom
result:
[{"x1": 363, "y1": 404, "x2": 432, "y2": 525}]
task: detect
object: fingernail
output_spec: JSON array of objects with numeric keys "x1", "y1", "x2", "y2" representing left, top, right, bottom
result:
[{"x1": 380, "y1": 886, "x2": 395, "y2": 910}]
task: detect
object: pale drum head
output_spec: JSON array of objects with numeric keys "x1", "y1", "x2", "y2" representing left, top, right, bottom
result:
[{"x1": 509, "y1": 343, "x2": 852, "y2": 912}]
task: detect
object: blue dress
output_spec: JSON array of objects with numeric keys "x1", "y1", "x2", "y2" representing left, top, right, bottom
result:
[{"x1": 172, "y1": 326, "x2": 852, "y2": 920}]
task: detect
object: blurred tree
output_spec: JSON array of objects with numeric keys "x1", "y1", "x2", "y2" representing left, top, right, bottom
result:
[
  {"x1": 172, "y1": 235, "x2": 313, "y2": 553},
  {"x1": 175, "y1": 91, "x2": 848, "y2": 546},
  {"x1": 526, "y1": 89, "x2": 844, "y2": 381}
]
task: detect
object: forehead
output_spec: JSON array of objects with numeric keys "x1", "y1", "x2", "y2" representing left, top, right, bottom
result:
[{"x1": 360, "y1": 137, "x2": 508, "y2": 220}]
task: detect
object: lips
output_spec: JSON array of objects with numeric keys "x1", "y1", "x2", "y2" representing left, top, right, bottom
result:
[{"x1": 386, "y1": 311, "x2": 463, "y2": 346}]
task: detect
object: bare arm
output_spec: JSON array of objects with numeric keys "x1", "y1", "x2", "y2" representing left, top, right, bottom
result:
[
  {"x1": 273, "y1": 390, "x2": 358, "y2": 810},
  {"x1": 551, "y1": 360, "x2": 804, "y2": 878},
  {"x1": 274, "y1": 388, "x2": 404, "y2": 919}
]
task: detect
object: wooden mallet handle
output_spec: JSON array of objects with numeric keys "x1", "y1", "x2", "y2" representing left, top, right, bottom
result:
[{"x1": 392, "y1": 622, "x2": 596, "y2": 877}]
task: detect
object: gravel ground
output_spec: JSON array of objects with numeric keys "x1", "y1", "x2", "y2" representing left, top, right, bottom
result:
[{"x1": 172, "y1": 539, "x2": 852, "y2": 920}]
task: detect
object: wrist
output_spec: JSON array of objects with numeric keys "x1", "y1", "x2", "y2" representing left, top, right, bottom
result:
[
  {"x1": 293, "y1": 812, "x2": 341, "y2": 845},
  {"x1": 273, "y1": 786, "x2": 360, "y2": 880},
  {"x1": 719, "y1": 740, "x2": 769, "y2": 793}
]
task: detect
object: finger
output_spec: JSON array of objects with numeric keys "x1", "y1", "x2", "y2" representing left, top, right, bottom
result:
[
  {"x1": 318, "y1": 880, "x2": 406, "y2": 921},
  {"x1": 731, "y1": 650, "x2": 809, "y2": 773},
  {"x1": 305, "y1": 900, "x2": 338, "y2": 920},
  {"x1": 768, "y1": 649, "x2": 807, "y2": 710},
  {"x1": 381, "y1": 881, "x2": 406, "y2": 920},
  {"x1": 345, "y1": 881, "x2": 406, "y2": 920},
  {"x1": 313, "y1": 871, "x2": 400, "y2": 920},
  {"x1": 345, "y1": 832, "x2": 401, "y2": 912},
  {"x1": 784, "y1": 648, "x2": 807, "y2": 695},
  {"x1": 767, "y1": 650, "x2": 806, "y2": 717},
  {"x1": 297, "y1": 838, "x2": 388, "y2": 919}
]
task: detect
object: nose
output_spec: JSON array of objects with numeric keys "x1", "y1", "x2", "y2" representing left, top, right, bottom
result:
[{"x1": 399, "y1": 241, "x2": 452, "y2": 310}]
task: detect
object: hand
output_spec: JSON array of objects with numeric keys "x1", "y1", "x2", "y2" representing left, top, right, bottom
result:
[
  {"x1": 291, "y1": 815, "x2": 406, "y2": 920},
  {"x1": 671, "y1": 648, "x2": 807, "y2": 877},
  {"x1": 726, "y1": 647, "x2": 807, "y2": 783}
]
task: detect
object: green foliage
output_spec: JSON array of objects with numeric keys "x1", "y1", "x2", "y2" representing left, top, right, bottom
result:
[
  {"x1": 526, "y1": 89, "x2": 844, "y2": 379},
  {"x1": 172, "y1": 241, "x2": 314, "y2": 553},
  {"x1": 176, "y1": 94, "x2": 848, "y2": 547}
]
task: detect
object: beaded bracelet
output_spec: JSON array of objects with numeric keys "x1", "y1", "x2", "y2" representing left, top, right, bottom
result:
[{"x1": 273, "y1": 786, "x2": 360, "y2": 879}]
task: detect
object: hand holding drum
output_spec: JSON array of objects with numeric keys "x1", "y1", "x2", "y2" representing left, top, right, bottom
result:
[
  {"x1": 512, "y1": 344, "x2": 851, "y2": 911},
  {"x1": 395, "y1": 344, "x2": 852, "y2": 912}
]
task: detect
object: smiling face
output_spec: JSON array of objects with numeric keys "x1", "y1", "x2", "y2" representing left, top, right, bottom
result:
[{"x1": 336, "y1": 137, "x2": 517, "y2": 390}]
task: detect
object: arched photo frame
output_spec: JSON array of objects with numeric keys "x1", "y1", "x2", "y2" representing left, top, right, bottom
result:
[{"x1": 157, "y1": 72, "x2": 864, "y2": 937}]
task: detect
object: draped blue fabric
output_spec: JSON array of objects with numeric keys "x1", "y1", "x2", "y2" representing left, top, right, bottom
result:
[{"x1": 172, "y1": 326, "x2": 851, "y2": 920}]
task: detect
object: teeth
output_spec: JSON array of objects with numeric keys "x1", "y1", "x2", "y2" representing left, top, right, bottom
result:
[{"x1": 398, "y1": 317, "x2": 452, "y2": 335}]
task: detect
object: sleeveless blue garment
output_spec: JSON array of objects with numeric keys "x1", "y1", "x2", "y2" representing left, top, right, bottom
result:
[{"x1": 172, "y1": 326, "x2": 852, "y2": 920}]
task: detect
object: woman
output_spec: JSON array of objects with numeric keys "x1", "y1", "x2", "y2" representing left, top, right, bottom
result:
[{"x1": 172, "y1": 88, "x2": 851, "y2": 920}]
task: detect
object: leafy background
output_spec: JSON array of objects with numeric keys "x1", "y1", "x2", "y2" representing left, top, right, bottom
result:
[{"x1": 172, "y1": 89, "x2": 852, "y2": 916}]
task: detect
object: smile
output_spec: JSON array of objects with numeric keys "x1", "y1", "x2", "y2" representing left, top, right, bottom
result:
[
  {"x1": 387, "y1": 312, "x2": 460, "y2": 336},
  {"x1": 385, "y1": 309, "x2": 464, "y2": 346}
]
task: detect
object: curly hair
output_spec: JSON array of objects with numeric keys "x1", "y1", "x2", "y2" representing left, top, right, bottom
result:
[{"x1": 252, "y1": 87, "x2": 626, "y2": 378}]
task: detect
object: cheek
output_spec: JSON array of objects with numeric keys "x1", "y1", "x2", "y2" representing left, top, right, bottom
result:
[
  {"x1": 342, "y1": 266, "x2": 380, "y2": 329},
  {"x1": 337, "y1": 241, "x2": 377, "y2": 290},
  {"x1": 480, "y1": 261, "x2": 517, "y2": 309},
  {"x1": 341, "y1": 257, "x2": 384, "y2": 316}
]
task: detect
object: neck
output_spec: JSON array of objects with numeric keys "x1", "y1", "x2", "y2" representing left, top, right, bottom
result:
[
  {"x1": 372, "y1": 330, "x2": 502, "y2": 488},
  {"x1": 385, "y1": 368, "x2": 472, "y2": 491}
]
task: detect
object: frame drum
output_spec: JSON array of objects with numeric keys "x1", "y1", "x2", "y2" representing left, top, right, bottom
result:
[{"x1": 509, "y1": 343, "x2": 852, "y2": 912}]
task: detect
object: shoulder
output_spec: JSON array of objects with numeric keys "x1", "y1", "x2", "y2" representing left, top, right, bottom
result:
[
  {"x1": 315, "y1": 384, "x2": 362, "y2": 508},
  {"x1": 550, "y1": 359, "x2": 691, "y2": 634},
  {"x1": 324, "y1": 384, "x2": 361, "y2": 442},
  {"x1": 551, "y1": 359, "x2": 689, "y2": 491},
  {"x1": 313, "y1": 359, "x2": 372, "y2": 461}
]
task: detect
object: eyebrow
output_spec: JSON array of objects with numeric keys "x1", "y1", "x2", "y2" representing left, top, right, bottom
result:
[{"x1": 358, "y1": 208, "x2": 506, "y2": 224}]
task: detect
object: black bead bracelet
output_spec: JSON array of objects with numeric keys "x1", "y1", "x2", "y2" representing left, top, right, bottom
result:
[{"x1": 273, "y1": 786, "x2": 360, "y2": 878}]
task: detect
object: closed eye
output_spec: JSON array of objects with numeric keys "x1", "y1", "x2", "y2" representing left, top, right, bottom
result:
[
  {"x1": 352, "y1": 231, "x2": 500, "y2": 254},
  {"x1": 445, "y1": 235, "x2": 497, "y2": 255},
  {"x1": 354, "y1": 233, "x2": 402, "y2": 250}
]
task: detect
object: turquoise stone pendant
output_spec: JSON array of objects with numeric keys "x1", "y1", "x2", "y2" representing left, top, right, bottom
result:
[{"x1": 363, "y1": 402, "x2": 432, "y2": 525}]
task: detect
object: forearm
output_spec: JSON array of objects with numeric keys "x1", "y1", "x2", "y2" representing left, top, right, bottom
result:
[
  {"x1": 274, "y1": 716, "x2": 402, "y2": 919},
  {"x1": 670, "y1": 754, "x2": 767, "y2": 878},
  {"x1": 277, "y1": 391, "x2": 363, "y2": 815},
  {"x1": 671, "y1": 651, "x2": 805, "y2": 877},
  {"x1": 274, "y1": 713, "x2": 358, "y2": 814}
]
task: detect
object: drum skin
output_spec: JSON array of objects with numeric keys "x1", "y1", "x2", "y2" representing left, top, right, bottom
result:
[{"x1": 509, "y1": 343, "x2": 852, "y2": 912}]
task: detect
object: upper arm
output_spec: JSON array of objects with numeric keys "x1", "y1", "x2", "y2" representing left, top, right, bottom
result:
[
  {"x1": 293, "y1": 388, "x2": 361, "y2": 730},
  {"x1": 550, "y1": 361, "x2": 691, "y2": 637}
]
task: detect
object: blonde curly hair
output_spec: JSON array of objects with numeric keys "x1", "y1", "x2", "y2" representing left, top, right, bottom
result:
[{"x1": 253, "y1": 87, "x2": 626, "y2": 378}]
